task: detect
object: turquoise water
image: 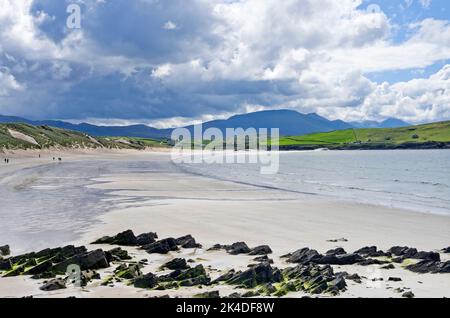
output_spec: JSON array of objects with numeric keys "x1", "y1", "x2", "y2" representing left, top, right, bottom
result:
[{"x1": 178, "y1": 150, "x2": 450, "y2": 215}]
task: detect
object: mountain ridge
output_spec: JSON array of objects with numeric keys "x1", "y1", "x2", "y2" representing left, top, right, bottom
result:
[{"x1": 0, "y1": 110, "x2": 411, "y2": 139}]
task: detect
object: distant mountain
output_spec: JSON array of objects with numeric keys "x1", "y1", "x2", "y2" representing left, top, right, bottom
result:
[
  {"x1": 0, "y1": 111, "x2": 409, "y2": 139},
  {"x1": 183, "y1": 110, "x2": 353, "y2": 136},
  {"x1": 351, "y1": 118, "x2": 410, "y2": 129},
  {"x1": 0, "y1": 115, "x2": 171, "y2": 139}
]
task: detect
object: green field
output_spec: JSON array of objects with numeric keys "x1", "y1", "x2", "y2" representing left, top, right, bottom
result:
[
  {"x1": 278, "y1": 121, "x2": 450, "y2": 149},
  {"x1": 0, "y1": 123, "x2": 170, "y2": 150}
]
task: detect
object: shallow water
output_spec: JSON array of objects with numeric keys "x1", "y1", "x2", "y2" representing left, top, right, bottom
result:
[
  {"x1": 178, "y1": 150, "x2": 450, "y2": 216},
  {"x1": 0, "y1": 157, "x2": 178, "y2": 253},
  {"x1": 1, "y1": 150, "x2": 449, "y2": 253}
]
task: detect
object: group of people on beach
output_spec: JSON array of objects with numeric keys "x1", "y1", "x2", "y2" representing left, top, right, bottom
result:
[{"x1": 2, "y1": 156, "x2": 63, "y2": 165}]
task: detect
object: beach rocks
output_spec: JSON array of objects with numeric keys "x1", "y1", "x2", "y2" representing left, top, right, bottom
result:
[
  {"x1": 134, "y1": 272, "x2": 158, "y2": 289},
  {"x1": 176, "y1": 235, "x2": 202, "y2": 249},
  {"x1": 278, "y1": 264, "x2": 347, "y2": 296},
  {"x1": 115, "y1": 264, "x2": 142, "y2": 279},
  {"x1": 388, "y1": 277, "x2": 402, "y2": 282},
  {"x1": 406, "y1": 260, "x2": 450, "y2": 274},
  {"x1": 316, "y1": 253, "x2": 364, "y2": 266},
  {"x1": 284, "y1": 248, "x2": 322, "y2": 264},
  {"x1": 388, "y1": 246, "x2": 440, "y2": 261},
  {"x1": 326, "y1": 248, "x2": 347, "y2": 256},
  {"x1": 106, "y1": 247, "x2": 132, "y2": 262},
  {"x1": 158, "y1": 265, "x2": 211, "y2": 288},
  {"x1": 143, "y1": 238, "x2": 178, "y2": 254},
  {"x1": 79, "y1": 270, "x2": 101, "y2": 286},
  {"x1": 162, "y1": 258, "x2": 189, "y2": 270},
  {"x1": 40, "y1": 278, "x2": 66, "y2": 291},
  {"x1": 248, "y1": 245, "x2": 272, "y2": 256},
  {"x1": 226, "y1": 263, "x2": 282, "y2": 288},
  {"x1": 92, "y1": 230, "x2": 159, "y2": 247},
  {"x1": 354, "y1": 246, "x2": 390, "y2": 257},
  {"x1": 0, "y1": 259, "x2": 12, "y2": 271},
  {"x1": 253, "y1": 255, "x2": 274, "y2": 264},
  {"x1": 136, "y1": 233, "x2": 158, "y2": 246},
  {"x1": 0, "y1": 245, "x2": 10, "y2": 256},
  {"x1": 52, "y1": 249, "x2": 109, "y2": 274},
  {"x1": 195, "y1": 291, "x2": 220, "y2": 298},
  {"x1": 442, "y1": 247, "x2": 450, "y2": 253},
  {"x1": 227, "y1": 242, "x2": 251, "y2": 255},
  {"x1": 402, "y1": 291, "x2": 415, "y2": 298}
]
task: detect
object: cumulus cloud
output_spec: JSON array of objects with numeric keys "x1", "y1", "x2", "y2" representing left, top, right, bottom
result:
[{"x1": 0, "y1": 0, "x2": 449, "y2": 124}]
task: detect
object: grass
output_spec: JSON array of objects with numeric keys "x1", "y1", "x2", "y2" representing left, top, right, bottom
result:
[
  {"x1": 0, "y1": 123, "x2": 170, "y2": 150},
  {"x1": 278, "y1": 121, "x2": 450, "y2": 148}
]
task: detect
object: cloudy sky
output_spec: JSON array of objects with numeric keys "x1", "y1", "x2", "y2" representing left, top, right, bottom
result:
[{"x1": 0, "y1": 0, "x2": 449, "y2": 127}]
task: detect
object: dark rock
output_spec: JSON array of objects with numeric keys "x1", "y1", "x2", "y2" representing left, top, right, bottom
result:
[
  {"x1": 162, "y1": 258, "x2": 189, "y2": 270},
  {"x1": 92, "y1": 230, "x2": 138, "y2": 246},
  {"x1": 0, "y1": 259, "x2": 12, "y2": 271},
  {"x1": 176, "y1": 235, "x2": 202, "y2": 249},
  {"x1": 212, "y1": 269, "x2": 236, "y2": 283},
  {"x1": 136, "y1": 232, "x2": 158, "y2": 246},
  {"x1": 195, "y1": 291, "x2": 220, "y2": 298},
  {"x1": 24, "y1": 260, "x2": 53, "y2": 275},
  {"x1": 406, "y1": 260, "x2": 450, "y2": 274},
  {"x1": 414, "y1": 251, "x2": 440, "y2": 262},
  {"x1": 52, "y1": 249, "x2": 109, "y2": 274},
  {"x1": 134, "y1": 272, "x2": 158, "y2": 289},
  {"x1": 317, "y1": 253, "x2": 364, "y2": 265},
  {"x1": 327, "y1": 238, "x2": 348, "y2": 243},
  {"x1": 79, "y1": 270, "x2": 100, "y2": 286},
  {"x1": 354, "y1": 246, "x2": 377, "y2": 256},
  {"x1": 253, "y1": 255, "x2": 274, "y2": 264},
  {"x1": 179, "y1": 276, "x2": 211, "y2": 286},
  {"x1": 389, "y1": 246, "x2": 411, "y2": 256},
  {"x1": 40, "y1": 278, "x2": 66, "y2": 291},
  {"x1": 343, "y1": 273, "x2": 362, "y2": 284},
  {"x1": 226, "y1": 292, "x2": 242, "y2": 298},
  {"x1": 207, "y1": 244, "x2": 224, "y2": 251},
  {"x1": 241, "y1": 291, "x2": 260, "y2": 298},
  {"x1": 115, "y1": 264, "x2": 142, "y2": 279},
  {"x1": 257, "y1": 283, "x2": 277, "y2": 296},
  {"x1": 388, "y1": 277, "x2": 402, "y2": 282},
  {"x1": 358, "y1": 258, "x2": 390, "y2": 266},
  {"x1": 442, "y1": 247, "x2": 450, "y2": 253},
  {"x1": 111, "y1": 230, "x2": 138, "y2": 246},
  {"x1": 248, "y1": 245, "x2": 272, "y2": 256},
  {"x1": 227, "y1": 242, "x2": 251, "y2": 255},
  {"x1": 143, "y1": 238, "x2": 178, "y2": 254},
  {"x1": 326, "y1": 248, "x2": 347, "y2": 256},
  {"x1": 285, "y1": 248, "x2": 321, "y2": 264},
  {"x1": 381, "y1": 264, "x2": 395, "y2": 270},
  {"x1": 31, "y1": 272, "x2": 56, "y2": 280},
  {"x1": 402, "y1": 291, "x2": 415, "y2": 298},
  {"x1": 226, "y1": 263, "x2": 282, "y2": 288},
  {"x1": 328, "y1": 276, "x2": 347, "y2": 290},
  {"x1": 106, "y1": 247, "x2": 132, "y2": 262},
  {"x1": 0, "y1": 245, "x2": 10, "y2": 256}
]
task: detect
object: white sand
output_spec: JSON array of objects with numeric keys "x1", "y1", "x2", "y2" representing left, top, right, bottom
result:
[{"x1": 1, "y1": 151, "x2": 449, "y2": 298}]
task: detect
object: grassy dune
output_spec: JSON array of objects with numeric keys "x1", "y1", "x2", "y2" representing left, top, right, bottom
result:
[
  {"x1": 0, "y1": 123, "x2": 169, "y2": 150},
  {"x1": 279, "y1": 121, "x2": 450, "y2": 149}
]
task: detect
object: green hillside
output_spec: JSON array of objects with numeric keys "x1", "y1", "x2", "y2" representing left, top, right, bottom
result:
[
  {"x1": 278, "y1": 121, "x2": 450, "y2": 150},
  {"x1": 0, "y1": 123, "x2": 169, "y2": 150}
]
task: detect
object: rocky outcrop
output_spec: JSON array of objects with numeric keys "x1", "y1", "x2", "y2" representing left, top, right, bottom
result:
[
  {"x1": 161, "y1": 258, "x2": 189, "y2": 270},
  {"x1": 143, "y1": 238, "x2": 178, "y2": 254},
  {"x1": 136, "y1": 233, "x2": 158, "y2": 246},
  {"x1": 115, "y1": 264, "x2": 142, "y2": 279},
  {"x1": 52, "y1": 249, "x2": 109, "y2": 274},
  {"x1": 0, "y1": 245, "x2": 10, "y2": 256},
  {"x1": 176, "y1": 235, "x2": 202, "y2": 249},
  {"x1": 106, "y1": 247, "x2": 132, "y2": 262},
  {"x1": 406, "y1": 260, "x2": 450, "y2": 274},
  {"x1": 388, "y1": 246, "x2": 440, "y2": 261},
  {"x1": 248, "y1": 245, "x2": 272, "y2": 256},
  {"x1": 40, "y1": 278, "x2": 66, "y2": 291},
  {"x1": 226, "y1": 263, "x2": 282, "y2": 288},
  {"x1": 134, "y1": 272, "x2": 158, "y2": 289},
  {"x1": 277, "y1": 264, "x2": 347, "y2": 296}
]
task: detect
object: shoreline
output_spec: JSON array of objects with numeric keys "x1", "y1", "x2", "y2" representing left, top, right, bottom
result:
[{"x1": 1, "y1": 151, "x2": 449, "y2": 298}]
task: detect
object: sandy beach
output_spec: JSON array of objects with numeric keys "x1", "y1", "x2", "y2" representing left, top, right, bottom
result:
[{"x1": 0, "y1": 150, "x2": 449, "y2": 298}]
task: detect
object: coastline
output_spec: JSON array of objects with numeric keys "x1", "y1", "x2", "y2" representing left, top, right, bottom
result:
[{"x1": 0, "y1": 150, "x2": 449, "y2": 298}]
